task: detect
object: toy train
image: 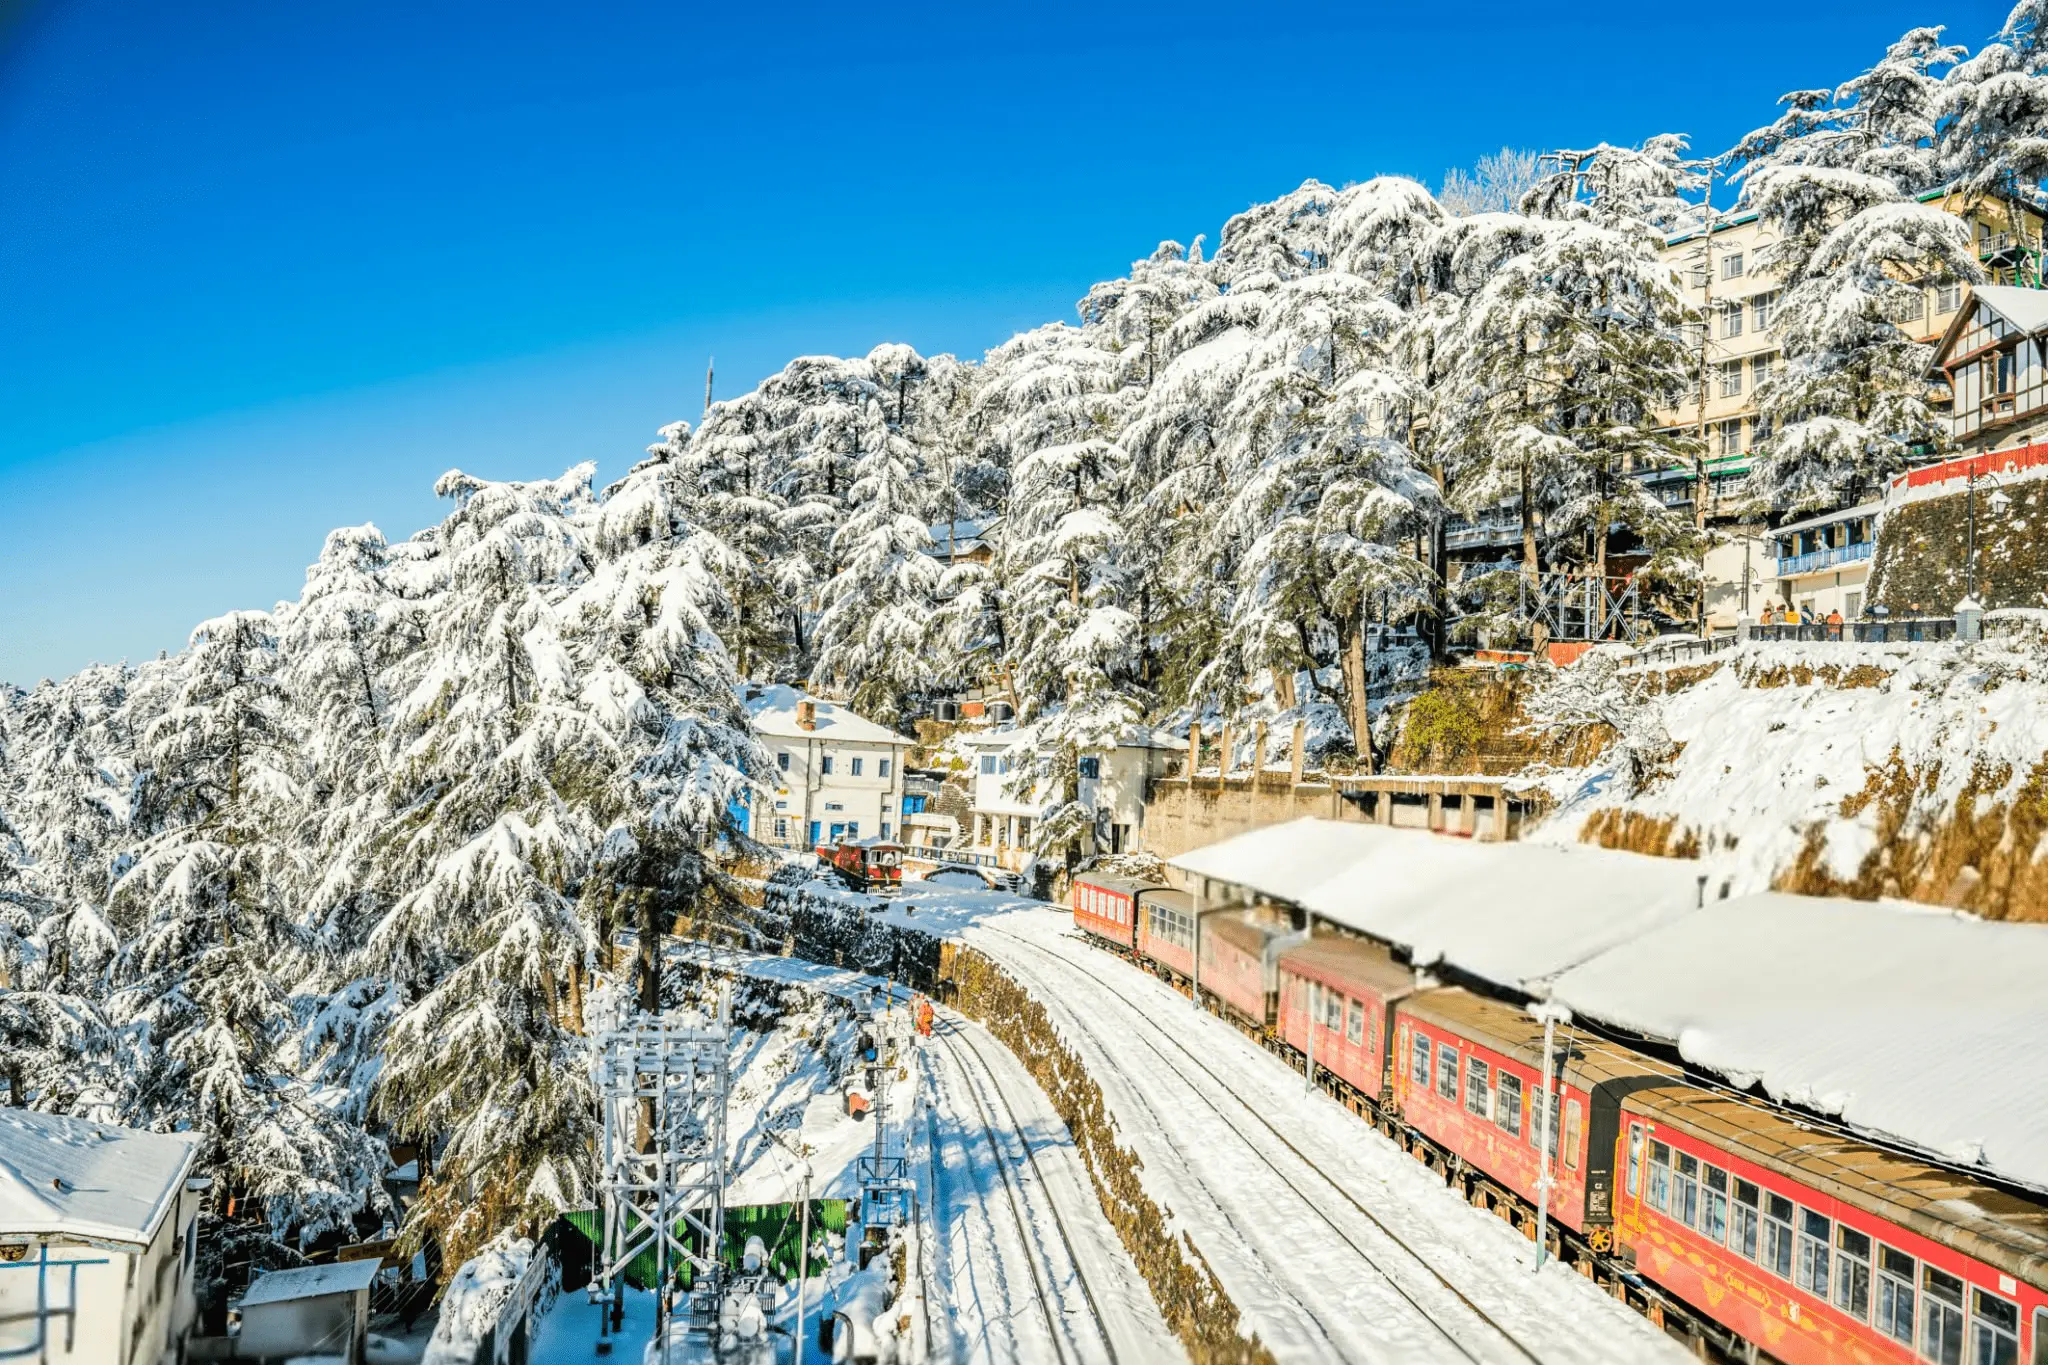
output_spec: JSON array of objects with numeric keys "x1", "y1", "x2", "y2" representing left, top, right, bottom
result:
[
  {"x1": 817, "y1": 836, "x2": 904, "y2": 892},
  {"x1": 1071, "y1": 873, "x2": 2048, "y2": 1365}
]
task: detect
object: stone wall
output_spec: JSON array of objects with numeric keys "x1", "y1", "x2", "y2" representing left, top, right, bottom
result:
[
  {"x1": 1138, "y1": 772, "x2": 1539, "y2": 864},
  {"x1": 1869, "y1": 478, "x2": 2048, "y2": 614}
]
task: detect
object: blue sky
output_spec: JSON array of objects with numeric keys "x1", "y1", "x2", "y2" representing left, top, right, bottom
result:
[{"x1": 0, "y1": 0, "x2": 2008, "y2": 686}]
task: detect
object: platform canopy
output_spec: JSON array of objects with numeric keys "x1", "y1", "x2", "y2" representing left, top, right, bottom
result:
[{"x1": 1170, "y1": 818, "x2": 1704, "y2": 993}]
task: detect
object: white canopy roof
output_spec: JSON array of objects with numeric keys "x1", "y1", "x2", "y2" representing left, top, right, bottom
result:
[
  {"x1": 0, "y1": 1109, "x2": 198, "y2": 1248},
  {"x1": 746, "y1": 684, "x2": 910, "y2": 747},
  {"x1": 1172, "y1": 818, "x2": 1703, "y2": 992},
  {"x1": 1550, "y1": 892, "x2": 2048, "y2": 1193}
]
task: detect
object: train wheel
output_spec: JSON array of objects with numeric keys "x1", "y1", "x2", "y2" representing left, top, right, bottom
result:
[{"x1": 1588, "y1": 1226, "x2": 1612, "y2": 1253}]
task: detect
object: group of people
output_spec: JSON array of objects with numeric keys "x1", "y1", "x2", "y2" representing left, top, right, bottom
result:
[{"x1": 1760, "y1": 603, "x2": 1845, "y2": 627}]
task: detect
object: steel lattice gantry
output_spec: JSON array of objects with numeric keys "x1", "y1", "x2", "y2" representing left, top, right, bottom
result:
[{"x1": 596, "y1": 1013, "x2": 732, "y2": 1320}]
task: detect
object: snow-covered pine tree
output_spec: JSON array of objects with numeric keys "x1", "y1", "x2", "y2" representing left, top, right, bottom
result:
[
  {"x1": 110, "y1": 610, "x2": 385, "y2": 1245},
  {"x1": 676, "y1": 410, "x2": 797, "y2": 679},
  {"x1": 1941, "y1": 2, "x2": 2048, "y2": 209},
  {"x1": 1734, "y1": 28, "x2": 1983, "y2": 512},
  {"x1": 367, "y1": 467, "x2": 608, "y2": 1265}
]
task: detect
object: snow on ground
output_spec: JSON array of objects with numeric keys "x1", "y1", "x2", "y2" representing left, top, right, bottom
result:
[{"x1": 894, "y1": 886, "x2": 1689, "y2": 1365}]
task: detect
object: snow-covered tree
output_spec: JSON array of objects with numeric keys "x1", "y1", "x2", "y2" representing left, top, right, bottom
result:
[
  {"x1": 1941, "y1": 2, "x2": 2048, "y2": 203},
  {"x1": 1438, "y1": 148, "x2": 1543, "y2": 217}
]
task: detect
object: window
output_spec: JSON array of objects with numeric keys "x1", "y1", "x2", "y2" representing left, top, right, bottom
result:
[
  {"x1": 845, "y1": 821, "x2": 859, "y2": 838},
  {"x1": 850, "y1": 756, "x2": 864, "y2": 776},
  {"x1": 1974, "y1": 1289, "x2": 2019, "y2": 1365},
  {"x1": 1647, "y1": 1141, "x2": 1672, "y2": 1212},
  {"x1": 1834, "y1": 1226, "x2": 1871, "y2": 1322},
  {"x1": 1901, "y1": 288, "x2": 1927, "y2": 322},
  {"x1": 1752, "y1": 291, "x2": 1779, "y2": 330},
  {"x1": 1721, "y1": 250, "x2": 1746, "y2": 280},
  {"x1": 1996, "y1": 349, "x2": 2018, "y2": 395},
  {"x1": 1465, "y1": 1058, "x2": 1492, "y2": 1118},
  {"x1": 1346, "y1": 1000, "x2": 1364, "y2": 1045},
  {"x1": 1531, "y1": 1088, "x2": 1562, "y2": 1159},
  {"x1": 902, "y1": 794, "x2": 928, "y2": 815},
  {"x1": 1718, "y1": 418, "x2": 1744, "y2": 456},
  {"x1": 2033, "y1": 1308, "x2": 2047, "y2": 1365},
  {"x1": 1922, "y1": 1266, "x2": 1965, "y2": 1365},
  {"x1": 1721, "y1": 360, "x2": 1744, "y2": 398},
  {"x1": 1731, "y1": 1180, "x2": 1761, "y2": 1260},
  {"x1": 1672, "y1": 1152, "x2": 1701, "y2": 1228},
  {"x1": 1078, "y1": 756, "x2": 1101, "y2": 779},
  {"x1": 1323, "y1": 991, "x2": 1344, "y2": 1031},
  {"x1": 821, "y1": 755, "x2": 835, "y2": 775},
  {"x1": 1497, "y1": 1073, "x2": 1523, "y2": 1137},
  {"x1": 1795, "y1": 1209, "x2": 1832, "y2": 1299},
  {"x1": 774, "y1": 817, "x2": 788, "y2": 839},
  {"x1": 1412, "y1": 1032, "x2": 1432, "y2": 1088},
  {"x1": 879, "y1": 759, "x2": 892, "y2": 779},
  {"x1": 1752, "y1": 352, "x2": 1775, "y2": 388},
  {"x1": 1876, "y1": 1246, "x2": 1915, "y2": 1346},
  {"x1": 1939, "y1": 280, "x2": 1964, "y2": 313},
  {"x1": 1762, "y1": 1194, "x2": 1795, "y2": 1278},
  {"x1": 777, "y1": 751, "x2": 791, "y2": 772},
  {"x1": 1720, "y1": 301, "x2": 1745, "y2": 338},
  {"x1": 1700, "y1": 1166, "x2": 1729, "y2": 1245},
  {"x1": 1563, "y1": 1099, "x2": 1582, "y2": 1169},
  {"x1": 980, "y1": 755, "x2": 998, "y2": 775},
  {"x1": 1437, "y1": 1044, "x2": 1459, "y2": 1101},
  {"x1": 880, "y1": 821, "x2": 891, "y2": 839},
  {"x1": 1625, "y1": 1125, "x2": 1643, "y2": 1195}
]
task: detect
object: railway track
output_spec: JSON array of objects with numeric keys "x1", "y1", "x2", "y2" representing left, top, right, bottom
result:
[
  {"x1": 976, "y1": 922, "x2": 1556, "y2": 1365},
  {"x1": 925, "y1": 1014, "x2": 1128, "y2": 1365}
]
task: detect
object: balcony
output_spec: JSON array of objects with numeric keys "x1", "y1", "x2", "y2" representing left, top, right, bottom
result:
[{"x1": 1775, "y1": 539, "x2": 1874, "y2": 578}]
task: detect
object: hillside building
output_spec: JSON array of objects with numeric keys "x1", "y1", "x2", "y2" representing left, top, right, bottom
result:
[
  {"x1": 745, "y1": 685, "x2": 912, "y2": 851},
  {"x1": 958, "y1": 725, "x2": 1185, "y2": 871}
]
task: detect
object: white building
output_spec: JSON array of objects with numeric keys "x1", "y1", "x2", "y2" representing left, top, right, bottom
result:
[
  {"x1": 746, "y1": 685, "x2": 913, "y2": 851},
  {"x1": 1767, "y1": 502, "x2": 1879, "y2": 621},
  {"x1": 958, "y1": 725, "x2": 1186, "y2": 870},
  {"x1": 0, "y1": 1110, "x2": 203, "y2": 1365}
]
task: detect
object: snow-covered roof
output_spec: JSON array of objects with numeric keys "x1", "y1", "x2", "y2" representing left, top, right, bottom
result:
[
  {"x1": 746, "y1": 685, "x2": 910, "y2": 747},
  {"x1": 1549, "y1": 892, "x2": 2048, "y2": 1194},
  {"x1": 1171, "y1": 819, "x2": 1702, "y2": 993},
  {"x1": 921, "y1": 516, "x2": 1001, "y2": 558},
  {"x1": 955, "y1": 722, "x2": 1185, "y2": 753},
  {"x1": 1971, "y1": 283, "x2": 2048, "y2": 337},
  {"x1": 241, "y1": 1258, "x2": 382, "y2": 1307},
  {"x1": 0, "y1": 1110, "x2": 199, "y2": 1248},
  {"x1": 1770, "y1": 500, "x2": 1883, "y2": 538}
]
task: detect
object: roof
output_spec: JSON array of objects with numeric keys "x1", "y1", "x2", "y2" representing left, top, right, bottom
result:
[
  {"x1": 1171, "y1": 819, "x2": 1702, "y2": 993},
  {"x1": 921, "y1": 516, "x2": 1003, "y2": 558},
  {"x1": 240, "y1": 1258, "x2": 383, "y2": 1307},
  {"x1": 1550, "y1": 891, "x2": 2048, "y2": 1196},
  {"x1": 1276, "y1": 932, "x2": 1417, "y2": 1001},
  {"x1": 1972, "y1": 283, "x2": 2048, "y2": 336},
  {"x1": 1402, "y1": 987, "x2": 1662, "y2": 1091},
  {"x1": 1074, "y1": 874, "x2": 1164, "y2": 897},
  {"x1": 0, "y1": 1110, "x2": 199, "y2": 1248},
  {"x1": 957, "y1": 723, "x2": 1184, "y2": 753},
  {"x1": 1770, "y1": 500, "x2": 1882, "y2": 538},
  {"x1": 1204, "y1": 913, "x2": 1284, "y2": 956},
  {"x1": 745, "y1": 685, "x2": 910, "y2": 747},
  {"x1": 1627, "y1": 1087, "x2": 2048, "y2": 1291}
]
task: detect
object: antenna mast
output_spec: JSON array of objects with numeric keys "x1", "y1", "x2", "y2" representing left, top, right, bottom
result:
[{"x1": 703, "y1": 356, "x2": 715, "y2": 419}]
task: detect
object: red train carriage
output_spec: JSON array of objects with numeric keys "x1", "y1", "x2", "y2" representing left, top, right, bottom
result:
[
  {"x1": 1132, "y1": 887, "x2": 1196, "y2": 982},
  {"x1": 1070, "y1": 874, "x2": 1155, "y2": 952},
  {"x1": 1275, "y1": 934, "x2": 1417, "y2": 1108},
  {"x1": 1196, "y1": 914, "x2": 1290, "y2": 1030},
  {"x1": 817, "y1": 836, "x2": 904, "y2": 891},
  {"x1": 1615, "y1": 1086, "x2": 2048, "y2": 1365},
  {"x1": 1391, "y1": 988, "x2": 1659, "y2": 1245}
]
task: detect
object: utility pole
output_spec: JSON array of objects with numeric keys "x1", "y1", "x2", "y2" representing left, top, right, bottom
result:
[
  {"x1": 765, "y1": 1125, "x2": 813, "y2": 1361},
  {"x1": 1691, "y1": 166, "x2": 1720, "y2": 638},
  {"x1": 704, "y1": 356, "x2": 715, "y2": 420},
  {"x1": 1530, "y1": 1002, "x2": 1571, "y2": 1271}
]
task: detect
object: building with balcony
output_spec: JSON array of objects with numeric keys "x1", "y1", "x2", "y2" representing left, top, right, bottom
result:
[
  {"x1": 1929, "y1": 284, "x2": 2048, "y2": 454},
  {"x1": 1768, "y1": 503, "x2": 1879, "y2": 620},
  {"x1": 745, "y1": 685, "x2": 912, "y2": 852}
]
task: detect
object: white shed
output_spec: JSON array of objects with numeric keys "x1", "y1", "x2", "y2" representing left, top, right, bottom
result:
[
  {"x1": 237, "y1": 1258, "x2": 381, "y2": 1363},
  {"x1": 0, "y1": 1110, "x2": 203, "y2": 1365}
]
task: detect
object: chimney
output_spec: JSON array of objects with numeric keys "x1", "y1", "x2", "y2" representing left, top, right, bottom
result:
[{"x1": 796, "y1": 698, "x2": 818, "y2": 731}]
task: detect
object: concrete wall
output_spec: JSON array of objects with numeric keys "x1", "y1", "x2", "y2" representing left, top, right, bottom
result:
[{"x1": 1138, "y1": 774, "x2": 1540, "y2": 865}]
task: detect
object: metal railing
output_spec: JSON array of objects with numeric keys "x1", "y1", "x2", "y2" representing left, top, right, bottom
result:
[
  {"x1": 1620, "y1": 633, "x2": 1740, "y2": 668},
  {"x1": 902, "y1": 844, "x2": 1000, "y2": 869},
  {"x1": 1775, "y1": 540, "x2": 1874, "y2": 577},
  {"x1": 1751, "y1": 618, "x2": 1957, "y2": 643}
]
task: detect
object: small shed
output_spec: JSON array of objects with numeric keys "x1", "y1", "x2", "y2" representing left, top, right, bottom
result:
[{"x1": 237, "y1": 1258, "x2": 381, "y2": 1363}]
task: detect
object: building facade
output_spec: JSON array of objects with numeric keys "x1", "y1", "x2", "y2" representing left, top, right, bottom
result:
[
  {"x1": 959, "y1": 725, "x2": 1185, "y2": 871},
  {"x1": 0, "y1": 1112, "x2": 203, "y2": 1365},
  {"x1": 1929, "y1": 284, "x2": 2048, "y2": 453},
  {"x1": 745, "y1": 685, "x2": 912, "y2": 851}
]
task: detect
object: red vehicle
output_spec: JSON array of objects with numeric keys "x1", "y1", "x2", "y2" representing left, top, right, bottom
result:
[
  {"x1": 1615, "y1": 1086, "x2": 2048, "y2": 1365},
  {"x1": 1390, "y1": 987, "x2": 1658, "y2": 1247},
  {"x1": 1196, "y1": 914, "x2": 1289, "y2": 1030},
  {"x1": 1274, "y1": 934, "x2": 1416, "y2": 1110},
  {"x1": 1070, "y1": 874, "x2": 1157, "y2": 951},
  {"x1": 817, "y1": 836, "x2": 904, "y2": 892},
  {"x1": 1131, "y1": 887, "x2": 1196, "y2": 981}
]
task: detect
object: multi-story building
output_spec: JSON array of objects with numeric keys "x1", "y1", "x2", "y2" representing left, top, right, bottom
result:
[
  {"x1": 745, "y1": 684, "x2": 912, "y2": 851},
  {"x1": 1927, "y1": 283, "x2": 2048, "y2": 453},
  {"x1": 958, "y1": 724, "x2": 1185, "y2": 871}
]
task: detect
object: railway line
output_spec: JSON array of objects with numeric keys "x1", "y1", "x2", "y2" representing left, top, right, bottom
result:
[{"x1": 962, "y1": 916, "x2": 1689, "y2": 1365}]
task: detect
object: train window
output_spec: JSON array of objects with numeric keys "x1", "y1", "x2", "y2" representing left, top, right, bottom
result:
[
  {"x1": 1672, "y1": 1153, "x2": 1700, "y2": 1228},
  {"x1": 1411, "y1": 1032, "x2": 1431, "y2": 1088},
  {"x1": 1731, "y1": 1180, "x2": 1760, "y2": 1260},
  {"x1": 1532, "y1": 1088, "x2": 1562, "y2": 1160},
  {"x1": 1974, "y1": 1289, "x2": 2020, "y2": 1365},
  {"x1": 1324, "y1": 992, "x2": 1344, "y2": 1031},
  {"x1": 1646, "y1": 1141, "x2": 1671, "y2": 1212},
  {"x1": 1625, "y1": 1125, "x2": 1642, "y2": 1194},
  {"x1": 1922, "y1": 1266, "x2": 1965, "y2": 1365},
  {"x1": 1700, "y1": 1166, "x2": 1729, "y2": 1245},
  {"x1": 1465, "y1": 1059, "x2": 1492, "y2": 1118},
  {"x1": 1762, "y1": 1195, "x2": 1795, "y2": 1279},
  {"x1": 1563, "y1": 1100, "x2": 1582, "y2": 1169},
  {"x1": 2032, "y1": 1307, "x2": 2047, "y2": 1365},
  {"x1": 1497, "y1": 1073, "x2": 1523, "y2": 1137},
  {"x1": 1834, "y1": 1226, "x2": 1872, "y2": 1322},
  {"x1": 1346, "y1": 1001, "x2": 1364, "y2": 1045},
  {"x1": 1876, "y1": 1246, "x2": 1915, "y2": 1345},
  {"x1": 1795, "y1": 1210, "x2": 1832, "y2": 1300},
  {"x1": 1437, "y1": 1045, "x2": 1459, "y2": 1101}
]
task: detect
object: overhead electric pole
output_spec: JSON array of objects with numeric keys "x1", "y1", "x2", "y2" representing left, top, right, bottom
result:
[{"x1": 704, "y1": 356, "x2": 715, "y2": 419}]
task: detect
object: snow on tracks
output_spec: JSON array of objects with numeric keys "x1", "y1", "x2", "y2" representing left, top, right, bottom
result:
[{"x1": 960, "y1": 907, "x2": 1690, "y2": 1365}]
